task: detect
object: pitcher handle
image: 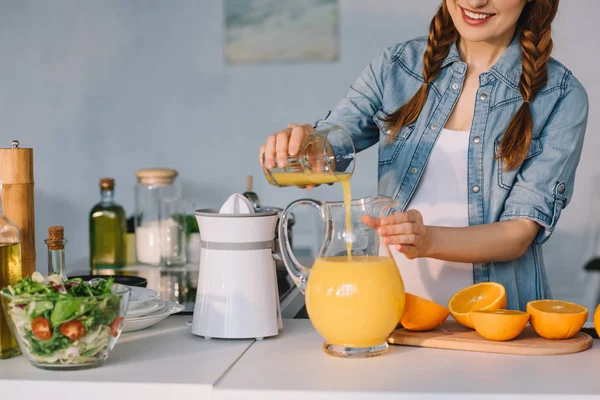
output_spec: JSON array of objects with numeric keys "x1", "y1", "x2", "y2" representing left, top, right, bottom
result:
[{"x1": 277, "y1": 198, "x2": 323, "y2": 294}]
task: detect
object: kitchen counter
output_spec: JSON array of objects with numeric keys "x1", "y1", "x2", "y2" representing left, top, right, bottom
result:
[
  {"x1": 0, "y1": 315, "x2": 253, "y2": 399},
  {"x1": 215, "y1": 320, "x2": 600, "y2": 400},
  {"x1": 1, "y1": 317, "x2": 599, "y2": 399}
]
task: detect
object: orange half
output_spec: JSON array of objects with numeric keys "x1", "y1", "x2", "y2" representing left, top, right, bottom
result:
[
  {"x1": 470, "y1": 309, "x2": 530, "y2": 341},
  {"x1": 527, "y1": 300, "x2": 588, "y2": 340},
  {"x1": 400, "y1": 293, "x2": 449, "y2": 331},
  {"x1": 448, "y1": 282, "x2": 507, "y2": 329}
]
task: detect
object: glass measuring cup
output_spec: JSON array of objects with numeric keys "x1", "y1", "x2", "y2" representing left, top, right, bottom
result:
[{"x1": 262, "y1": 126, "x2": 356, "y2": 187}]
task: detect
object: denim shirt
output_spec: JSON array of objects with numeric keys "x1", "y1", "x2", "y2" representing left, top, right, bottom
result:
[{"x1": 314, "y1": 33, "x2": 589, "y2": 311}]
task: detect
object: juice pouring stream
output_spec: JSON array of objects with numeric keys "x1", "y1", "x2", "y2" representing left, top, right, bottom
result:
[{"x1": 262, "y1": 126, "x2": 356, "y2": 259}]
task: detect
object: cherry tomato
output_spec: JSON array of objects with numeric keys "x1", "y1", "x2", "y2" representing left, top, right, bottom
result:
[
  {"x1": 109, "y1": 316, "x2": 124, "y2": 337},
  {"x1": 31, "y1": 317, "x2": 52, "y2": 341},
  {"x1": 60, "y1": 320, "x2": 86, "y2": 341}
]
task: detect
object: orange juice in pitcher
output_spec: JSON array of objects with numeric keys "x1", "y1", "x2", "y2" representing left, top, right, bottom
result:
[{"x1": 278, "y1": 196, "x2": 405, "y2": 358}]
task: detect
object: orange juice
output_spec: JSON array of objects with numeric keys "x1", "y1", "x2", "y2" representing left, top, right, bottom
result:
[
  {"x1": 271, "y1": 172, "x2": 354, "y2": 257},
  {"x1": 340, "y1": 178, "x2": 352, "y2": 258},
  {"x1": 305, "y1": 256, "x2": 405, "y2": 348},
  {"x1": 269, "y1": 171, "x2": 351, "y2": 187}
]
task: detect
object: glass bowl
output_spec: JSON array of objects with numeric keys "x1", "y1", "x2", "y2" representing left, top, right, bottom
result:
[{"x1": 1, "y1": 280, "x2": 130, "y2": 370}]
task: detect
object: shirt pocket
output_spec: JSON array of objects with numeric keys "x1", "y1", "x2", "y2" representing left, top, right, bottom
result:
[
  {"x1": 373, "y1": 109, "x2": 415, "y2": 167},
  {"x1": 494, "y1": 137, "x2": 543, "y2": 190}
]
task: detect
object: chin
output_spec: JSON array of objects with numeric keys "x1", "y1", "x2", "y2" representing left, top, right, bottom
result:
[
  {"x1": 456, "y1": 26, "x2": 498, "y2": 43},
  {"x1": 456, "y1": 29, "x2": 498, "y2": 43}
]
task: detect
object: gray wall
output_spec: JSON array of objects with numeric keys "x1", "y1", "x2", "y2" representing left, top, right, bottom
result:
[{"x1": 1, "y1": 1, "x2": 599, "y2": 314}]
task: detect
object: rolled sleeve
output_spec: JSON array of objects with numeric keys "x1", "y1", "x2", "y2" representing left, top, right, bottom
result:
[{"x1": 499, "y1": 74, "x2": 589, "y2": 244}]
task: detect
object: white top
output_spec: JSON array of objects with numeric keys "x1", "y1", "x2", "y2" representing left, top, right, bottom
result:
[{"x1": 389, "y1": 128, "x2": 473, "y2": 306}]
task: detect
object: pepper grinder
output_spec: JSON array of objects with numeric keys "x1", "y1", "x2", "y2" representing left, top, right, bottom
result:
[{"x1": 0, "y1": 140, "x2": 35, "y2": 277}]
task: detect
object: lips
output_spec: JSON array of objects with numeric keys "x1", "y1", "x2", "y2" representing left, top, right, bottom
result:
[{"x1": 459, "y1": 6, "x2": 495, "y2": 26}]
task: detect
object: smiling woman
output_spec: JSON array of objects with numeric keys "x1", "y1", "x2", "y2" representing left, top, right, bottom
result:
[{"x1": 258, "y1": 0, "x2": 588, "y2": 311}]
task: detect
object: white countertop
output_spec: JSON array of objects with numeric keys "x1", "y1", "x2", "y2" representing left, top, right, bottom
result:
[
  {"x1": 214, "y1": 319, "x2": 600, "y2": 400},
  {"x1": 0, "y1": 315, "x2": 253, "y2": 400},
  {"x1": 1, "y1": 317, "x2": 599, "y2": 399}
]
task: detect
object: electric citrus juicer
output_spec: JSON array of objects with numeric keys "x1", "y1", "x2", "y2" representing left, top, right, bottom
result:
[{"x1": 277, "y1": 196, "x2": 406, "y2": 358}]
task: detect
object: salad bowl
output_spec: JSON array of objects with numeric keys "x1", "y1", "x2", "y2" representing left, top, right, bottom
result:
[{"x1": 1, "y1": 272, "x2": 130, "y2": 370}]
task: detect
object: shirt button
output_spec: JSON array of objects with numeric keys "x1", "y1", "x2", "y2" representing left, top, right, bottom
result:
[
  {"x1": 410, "y1": 167, "x2": 418, "y2": 174},
  {"x1": 385, "y1": 129, "x2": 392, "y2": 134},
  {"x1": 557, "y1": 183, "x2": 565, "y2": 194},
  {"x1": 473, "y1": 136, "x2": 481, "y2": 144},
  {"x1": 472, "y1": 185, "x2": 480, "y2": 193},
  {"x1": 452, "y1": 83, "x2": 459, "y2": 90},
  {"x1": 431, "y1": 124, "x2": 437, "y2": 130},
  {"x1": 479, "y1": 93, "x2": 488, "y2": 101}
]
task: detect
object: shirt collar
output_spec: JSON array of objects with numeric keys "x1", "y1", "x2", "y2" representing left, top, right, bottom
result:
[{"x1": 441, "y1": 31, "x2": 522, "y2": 90}]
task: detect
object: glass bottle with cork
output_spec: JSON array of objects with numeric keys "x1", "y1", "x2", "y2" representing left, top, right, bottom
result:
[
  {"x1": 89, "y1": 178, "x2": 126, "y2": 272},
  {"x1": 0, "y1": 179, "x2": 23, "y2": 359},
  {"x1": 46, "y1": 226, "x2": 68, "y2": 280}
]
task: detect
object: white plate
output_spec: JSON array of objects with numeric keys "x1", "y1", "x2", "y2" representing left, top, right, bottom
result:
[
  {"x1": 127, "y1": 286, "x2": 161, "y2": 310},
  {"x1": 122, "y1": 300, "x2": 185, "y2": 333},
  {"x1": 125, "y1": 300, "x2": 165, "y2": 318}
]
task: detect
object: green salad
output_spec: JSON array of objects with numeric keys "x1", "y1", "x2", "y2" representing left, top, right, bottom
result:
[{"x1": 1, "y1": 272, "x2": 126, "y2": 365}]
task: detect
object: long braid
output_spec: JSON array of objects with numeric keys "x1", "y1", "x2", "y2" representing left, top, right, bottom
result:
[
  {"x1": 382, "y1": 1, "x2": 457, "y2": 142},
  {"x1": 497, "y1": 0, "x2": 559, "y2": 170}
]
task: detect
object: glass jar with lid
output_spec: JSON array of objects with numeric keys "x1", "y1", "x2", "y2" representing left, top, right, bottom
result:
[{"x1": 134, "y1": 168, "x2": 184, "y2": 266}]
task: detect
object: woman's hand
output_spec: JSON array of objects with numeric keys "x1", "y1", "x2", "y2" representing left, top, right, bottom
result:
[
  {"x1": 364, "y1": 211, "x2": 541, "y2": 264},
  {"x1": 259, "y1": 123, "x2": 313, "y2": 169},
  {"x1": 362, "y1": 209, "x2": 432, "y2": 259}
]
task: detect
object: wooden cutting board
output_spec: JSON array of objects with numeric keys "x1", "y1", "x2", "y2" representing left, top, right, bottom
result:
[{"x1": 387, "y1": 321, "x2": 593, "y2": 356}]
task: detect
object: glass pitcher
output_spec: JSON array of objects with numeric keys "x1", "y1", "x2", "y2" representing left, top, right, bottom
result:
[
  {"x1": 278, "y1": 196, "x2": 405, "y2": 358},
  {"x1": 262, "y1": 126, "x2": 356, "y2": 187}
]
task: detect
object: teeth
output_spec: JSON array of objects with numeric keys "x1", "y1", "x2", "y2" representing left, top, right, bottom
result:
[{"x1": 464, "y1": 9, "x2": 491, "y2": 20}]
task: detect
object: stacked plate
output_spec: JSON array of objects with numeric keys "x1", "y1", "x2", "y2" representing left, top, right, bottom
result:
[{"x1": 123, "y1": 286, "x2": 185, "y2": 333}]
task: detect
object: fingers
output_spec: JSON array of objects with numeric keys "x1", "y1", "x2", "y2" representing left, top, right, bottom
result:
[
  {"x1": 259, "y1": 145, "x2": 265, "y2": 167},
  {"x1": 383, "y1": 234, "x2": 417, "y2": 245},
  {"x1": 379, "y1": 222, "x2": 417, "y2": 236},
  {"x1": 395, "y1": 244, "x2": 417, "y2": 260},
  {"x1": 275, "y1": 129, "x2": 292, "y2": 168},
  {"x1": 263, "y1": 134, "x2": 277, "y2": 169},
  {"x1": 379, "y1": 209, "x2": 421, "y2": 226},
  {"x1": 288, "y1": 124, "x2": 308, "y2": 156},
  {"x1": 376, "y1": 209, "x2": 425, "y2": 258},
  {"x1": 361, "y1": 215, "x2": 382, "y2": 229},
  {"x1": 262, "y1": 124, "x2": 312, "y2": 169}
]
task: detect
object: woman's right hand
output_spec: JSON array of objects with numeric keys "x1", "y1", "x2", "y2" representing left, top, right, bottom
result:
[{"x1": 259, "y1": 123, "x2": 314, "y2": 169}]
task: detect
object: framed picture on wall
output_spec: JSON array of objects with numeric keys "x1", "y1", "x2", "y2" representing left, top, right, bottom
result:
[{"x1": 224, "y1": 0, "x2": 339, "y2": 65}]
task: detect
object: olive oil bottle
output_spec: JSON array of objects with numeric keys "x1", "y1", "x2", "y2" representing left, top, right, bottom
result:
[
  {"x1": 0, "y1": 180, "x2": 23, "y2": 359},
  {"x1": 89, "y1": 178, "x2": 126, "y2": 270}
]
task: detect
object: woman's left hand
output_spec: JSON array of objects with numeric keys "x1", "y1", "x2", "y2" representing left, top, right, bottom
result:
[{"x1": 362, "y1": 209, "x2": 432, "y2": 259}]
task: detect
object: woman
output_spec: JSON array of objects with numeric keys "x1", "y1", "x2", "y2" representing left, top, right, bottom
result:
[{"x1": 259, "y1": 0, "x2": 588, "y2": 310}]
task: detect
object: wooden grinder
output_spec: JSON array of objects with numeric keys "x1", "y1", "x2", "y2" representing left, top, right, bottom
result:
[{"x1": 0, "y1": 141, "x2": 35, "y2": 277}]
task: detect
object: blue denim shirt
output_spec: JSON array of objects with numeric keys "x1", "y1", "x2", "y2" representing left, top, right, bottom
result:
[{"x1": 314, "y1": 34, "x2": 589, "y2": 311}]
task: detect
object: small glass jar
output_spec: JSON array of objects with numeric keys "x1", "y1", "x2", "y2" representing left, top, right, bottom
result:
[
  {"x1": 262, "y1": 126, "x2": 356, "y2": 187},
  {"x1": 134, "y1": 168, "x2": 184, "y2": 266}
]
